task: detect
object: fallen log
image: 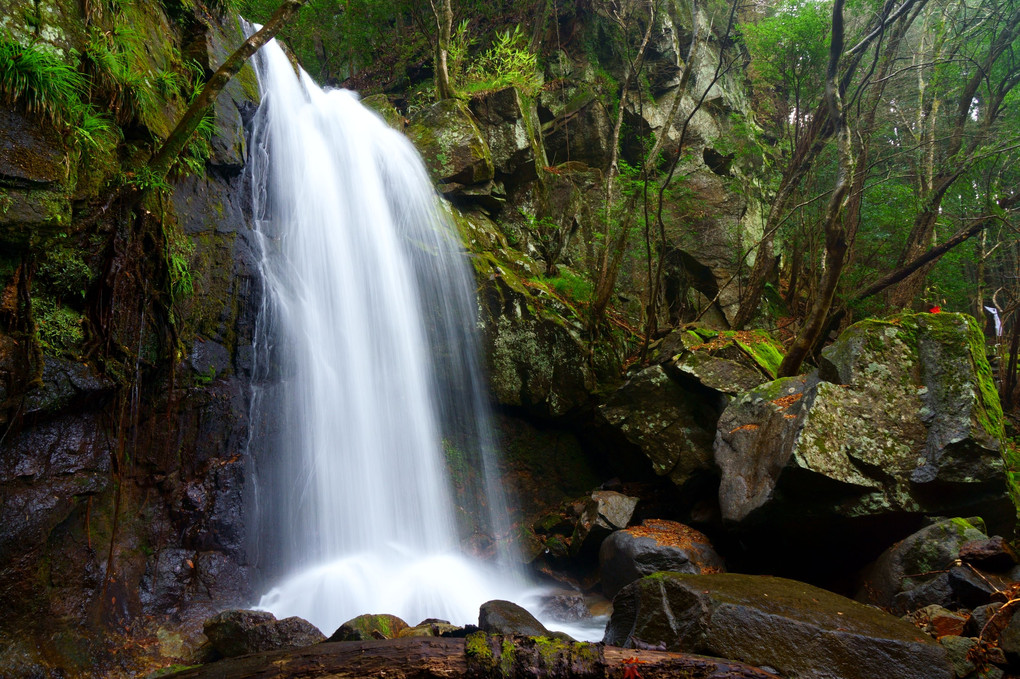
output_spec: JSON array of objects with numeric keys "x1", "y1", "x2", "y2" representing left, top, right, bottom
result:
[{"x1": 164, "y1": 635, "x2": 780, "y2": 678}]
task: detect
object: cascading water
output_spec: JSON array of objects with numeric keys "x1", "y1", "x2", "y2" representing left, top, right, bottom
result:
[{"x1": 246, "y1": 35, "x2": 535, "y2": 634}]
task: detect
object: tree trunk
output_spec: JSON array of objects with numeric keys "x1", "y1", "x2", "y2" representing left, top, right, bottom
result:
[
  {"x1": 432, "y1": 0, "x2": 456, "y2": 100},
  {"x1": 777, "y1": 0, "x2": 852, "y2": 377},
  {"x1": 147, "y1": 0, "x2": 309, "y2": 180}
]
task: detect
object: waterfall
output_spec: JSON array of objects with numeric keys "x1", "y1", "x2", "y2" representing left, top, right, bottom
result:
[{"x1": 245, "y1": 36, "x2": 528, "y2": 634}]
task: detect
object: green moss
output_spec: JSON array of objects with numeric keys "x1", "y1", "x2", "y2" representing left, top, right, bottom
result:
[
  {"x1": 465, "y1": 632, "x2": 494, "y2": 662},
  {"x1": 499, "y1": 636, "x2": 516, "y2": 678},
  {"x1": 734, "y1": 335, "x2": 784, "y2": 378}
]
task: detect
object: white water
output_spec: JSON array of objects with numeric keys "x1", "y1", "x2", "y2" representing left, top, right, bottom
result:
[{"x1": 245, "y1": 36, "x2": 562, "y2": 635}]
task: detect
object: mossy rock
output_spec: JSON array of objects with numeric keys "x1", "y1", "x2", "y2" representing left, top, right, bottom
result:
[
  {"x1": 406, "y1": 99, "x2": 494, "y2": 189},
  {"x1": 328, "y1": 613, "x2": 409, "y2": 641},
  {"x1": 604, "y1": 572, "x2": 952, "y2": 679},
  {"x1": 361, "y1": 94, "x2": 404, "y2": 130},
  {"x1": 716, "y1": 312, "x2": 1014, "y2": 535}
]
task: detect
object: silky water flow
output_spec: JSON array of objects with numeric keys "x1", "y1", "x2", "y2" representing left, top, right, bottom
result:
[{"x1": 245, "y1": 35, "x2": 586, "y2": 637}]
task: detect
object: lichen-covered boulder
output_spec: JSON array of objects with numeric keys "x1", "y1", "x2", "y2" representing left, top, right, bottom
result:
[
  {"x1": 604, "y1": 573, "x2": 953, "y2": 679},
  {"x1": 716, "y1": 312, "x2": 1013, "y2": 533},
  {"x1": 599, "y1": 519, "x2": 724, "y2": 599},
  {"x1": 328, "y1": 613, "x2": 409, "y2": 641},
  {"x1": 406, "y1": 99, "x2": 494, "y2": 192},
  {"x1": 595, "y1": 365, "x2": 720, "y2": 489},
  {"x1": 203, "y1": 610, "x2": 325, "y2": 658},
  {"x1": 856, "y1": 517, "x2": 993, "y2": 614}
]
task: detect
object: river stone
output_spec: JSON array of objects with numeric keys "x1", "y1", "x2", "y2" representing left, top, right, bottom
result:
[
  {"x1": 406, "y1": 98, "x2": 494, "y2": 190},
  {"x1": 716, "y1": 312, "x2": 1012, "y2": 533},
  {"x1": 596, "y1": 365, "x2": 720, "y2": 489},
  {"x1": 204, "y1": 610, "x2": 325, "y2": 658},
  {"x1": 328, "y1": 613, "x2": 409, "y2": 641},
  {"x1": 479, "y1": 600, "x2": 555, "y2": 638},
  {"x1": 604, "y1": 573, "x2": 952, "y2": 679},
  {"x1": 600, "y1": 519, "x2": 725, "y2": 599},
  {"x1": 856, "y1": 517, "x2": 988, "y2": 614}
]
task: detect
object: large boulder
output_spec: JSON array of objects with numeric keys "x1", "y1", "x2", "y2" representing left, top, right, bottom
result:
[
  {"x1": 464, "y1": 211, "x2": 599, "y2": 418},
  {"x1": 600, "y1": 519, "x2": 725, "y2": 599},
  {"x1": 203, "y1": 610, "x2": 325, "y2": 658},
  {"x1": 604, "y1": 572, "x2": 953, "y2": 679},
  {"x1": 855, "y1": 517, "x2": 1011, "y2": 615},
  {"x1": 594, "y1": 365, "x2": 720, "y2": 489},
  {"x1": 406, "y1": 99, "x2": 494, "y2": 193},
  {"x1": 716, "y1": 312, "x2": 1013, "y2": 534}
]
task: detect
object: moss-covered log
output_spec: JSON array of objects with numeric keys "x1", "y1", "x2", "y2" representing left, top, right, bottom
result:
[{"x1": 160, "y1": 636, "x2": 779, "y2": 678}]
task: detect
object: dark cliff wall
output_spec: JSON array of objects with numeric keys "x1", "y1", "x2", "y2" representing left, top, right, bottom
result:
[{"x1": 0, "y1": 2, "x2": 263, "y2": 675}]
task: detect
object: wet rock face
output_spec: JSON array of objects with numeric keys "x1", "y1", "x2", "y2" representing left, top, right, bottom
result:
[
  {"x1": 604, "y1": 572, "x2": 953, "y2": 679},
  {"x1": 716, "y1": 312, "x2": 1012, "y2": 534},
  {"x1": 406, "y1": 98, "x2": 495, "y2": 193}
]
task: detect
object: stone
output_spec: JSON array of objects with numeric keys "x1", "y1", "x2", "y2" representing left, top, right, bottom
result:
[
  {"x1": 599, "y1": 519, "x2": 725, "y2": 600},
  {"x1": 469, "y1": 86, "x2": 546, "y2": 187},
  {"x1": 664, "y1": 327, "x2": 784, "y2": 394},
  {"x1": 604, "y1": 572, "x2": 953, "y2": 679},
  {"x1": 406, "y1": 99, "x2": 494, "y2": 190},
  {"x1": 397, "y1": 620, "x2": 463, "y2": 638},
  {"x1": 716, "y1": 313, "x2": 1013, "y2": 535},
  {"x1": 203, "y1": 609, "x2": 325, "y2": 658},
  {"x1": 328, "y1": 613, "x2": 409, "y2": 641},
  {"x1": 967, "y1": 602, "x2": 1006, "y2": 640},
  {"x1": 479, "y1": 600, "x2": 553, "y2": 638},
  {"x1": 905, "y1": 605, "x2": 970, "y2": 638},
  {"x1": 596, "y1": 365, "x2": 720, "y2": 489},
  {"x1": 540, "y1": 592, "x2": 591, "y2": 623},
  {"x1": 959, "y1": 537, "x2": 1019, "y2": 572},
  {"x1": 566, "y1": 490, "x2": 640, "y2": 557},
  {"x1": 938, "y1": 635, "x2": 978, "y2": 677},
  {"x1": 471, "y1": 217, "x2": 597, "y2": 417},
  {"x1": 857, "y1": 518, "x2": 989, "y2": 614},
  {"x1": 541, "y1": 90, "x2": 612, "y2": 167},
  {"x1": 948, "y1": 565, "x2": 1013, "y2": 609},
  {"x1": 361, "y1": 94, "x2": 405, "y2": 130}
]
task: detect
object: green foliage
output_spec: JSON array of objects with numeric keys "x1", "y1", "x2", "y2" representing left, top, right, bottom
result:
[
  {"x1": 461, "y1": 26, "x2": 541, "y2": 97},
  {"x1": 33, "y1": 298, "x2": 85, "y2": 358},
  {"x1": 165, "y1": 224, "x2": 195, "y2": 306},
  {"x1": 541, "y1": 270, "x2": 593, "y2": 303},
  {"x1": 36, "y1": 243, "x2": 95, "y2": 301},
  {"x1": 0, "y1": 34, "x2": 87, "y2": 128}
]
